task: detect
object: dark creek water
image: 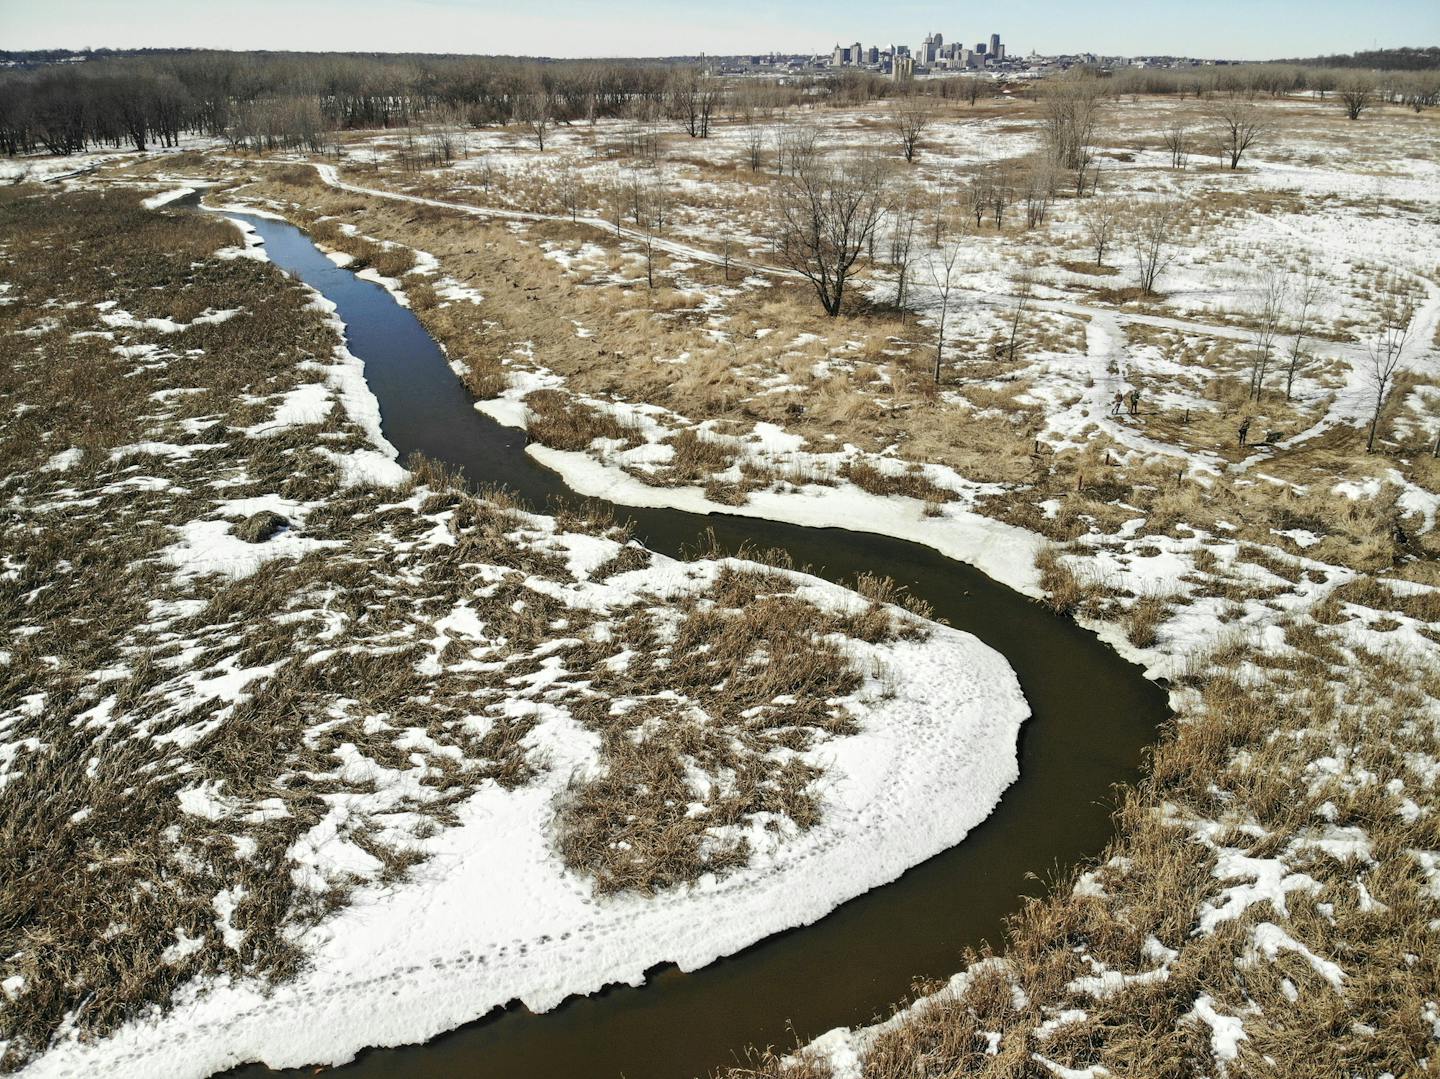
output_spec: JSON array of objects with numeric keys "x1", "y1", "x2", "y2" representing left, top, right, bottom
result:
[{"x1": 218, "y1": 208, "x2": 1166, "y2": 1079}]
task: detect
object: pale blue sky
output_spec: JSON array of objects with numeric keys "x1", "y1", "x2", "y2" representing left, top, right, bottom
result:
[{"x1": 3, "y1": 0, "x2": 1437, "y2": 59}]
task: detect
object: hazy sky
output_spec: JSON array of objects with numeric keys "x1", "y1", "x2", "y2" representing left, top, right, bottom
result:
[{"x1": 4, "y1": 0, "x2": 1437, "y2": 60}]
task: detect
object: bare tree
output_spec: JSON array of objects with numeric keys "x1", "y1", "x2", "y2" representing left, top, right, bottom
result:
[
  {"x1": 474, "y1": 155, "x2": 495, "y2": 190},
  {"x1": 964, "y1": 175, "x2": 990, "y2": 230},
  {"x1": 697, "y1": 80, "x2": 721, "y2": 139},
  {"x1": 634, "y1": 173, "x2": 671, "y2": 288},
  {"x1": 927, "y1": 243, "x2": 966, "y2": 382},
  {"x1": 1039, "y1": 72, "x2": 1104, "y2": 193},
  {"x1": 1364, "y1": 275, "x2": 1416, "y2": 453},
  {"x1": 1210, "y1": 98, "x2": 1264, "y2": 169},
  {"x1": 1247, "y1": 268, "x2": 1289, "y2": 401},
  {"x1": 622, "y1": 95, "x2": 663, "y2": 164},
  {"x1": 1161, "y1": 121, "x2": 1189, "y2": 168},
  {"x1": 743, "y1": 122, "x2": 766, "y2": 172},
  {"x1": 1079, "y1": 196, "x2": 1121, "y2": 266},
  {"x1": 1021, "y1": 157, "x2": 1059, "y2": 230},
  {"x1": 1002, "y1": 268, "x2": 1036, "y2": 362},
  {"x1": 926, "y1": 186, "x2": 953, "y2": 246},
  {"x1": 604, "y1": 172, "x2": 627, "y2": 238},
  {"x1": 670, "y1": 67, "x2": 720, "y2": 138},
  {"x1": 988, "y1": 164, "x2": 1014, "y2": 229},
  {"x1": 889, "y1": 93, "x2": 933, "y2": 164},
  {"x1": 773, "y1": 151, "x2": 891, "y2": 317},
  {"x1": 670, "y1": 68, "x2": 701, "y2": 137},
  {"x1": 427, "y1": 128, "x2": 456, "y2": 165},
  {"x1": 1283, "y1": 257, "x2": 1325, "y2": 400},
  {"x1": 1129, "y1": 197, "x2": 1185, "y2": 294},
  {"x1": 776, "y1": 125, "x2": 819, "y2": 177},
  {"x1": 516, "y1": 92, "x2": 552, "y2": 151},
  {"x1": 1340, "y1": 75, "x2": 1376, "y2": 121},
  {"x1": 557, "y1": 163, "x2": 582, "y2": 222},
  {"x1": 887, "y1": 186, "x2": 921, "y2": 310}
]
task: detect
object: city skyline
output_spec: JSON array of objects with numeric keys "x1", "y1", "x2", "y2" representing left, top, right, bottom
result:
[{"x1": 3, "y1": 0, "x2": 1438, "y2": 60}]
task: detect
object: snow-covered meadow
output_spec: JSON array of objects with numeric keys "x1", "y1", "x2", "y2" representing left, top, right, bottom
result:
[
  {"x1": 153, "y1": 89, "x2": 1440, "y2": 1076},
  {"x1": 6, "y1": 80, "x2": 1440, "y2": 1077},
  {"x1": 0, "y1": 177, "x2": 1030, "y2": 1076}
]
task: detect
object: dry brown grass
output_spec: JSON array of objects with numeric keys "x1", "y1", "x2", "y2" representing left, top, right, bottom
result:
[
  {"x1": 0, "y1": 189, "x2": 757, "y2": 1063},
  {"x1": 1058, "y1": 258, "x2": 1122, "y2": 277},
  {"x1": 524, "y1": 388, "x2": 632, "y2": 450},
  {"x1": 1035, "y1": 544, "x2": 1115, "y2": 616},
  {"x1": 841, "y1": 459, "x2": 959, "y2": 504},
  {"x1": 308, "y1": 217, "x2": 417, "y2": 277},
  {"x1": 0, "y1": 182, "x2": 954, "y2": 1069},
  {"x1": 557, "y1": 563, "x2": 915, "y2": 894},
  {"x1": 720, "y1": 620, "x2": 1440, "y2": 1078},
  {"x1": 233, "y1": 509, "x2": 289, "y2": 543},
  {"x1": 222, "y1": 168, "x2": 1049, "y2": 488},
  {"x1": 1124, "y1": 591, "x2": 1173, "y2": 647}
]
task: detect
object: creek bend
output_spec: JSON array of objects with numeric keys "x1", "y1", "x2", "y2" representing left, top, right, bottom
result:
[{"x1": 217, "y1": 208, "x2": 1166, "y2": 1079}]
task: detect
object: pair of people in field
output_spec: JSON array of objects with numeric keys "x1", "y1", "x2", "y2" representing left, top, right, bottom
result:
[{"x1": 1111, "y1": 389, "x2": 1141, "y2": 417}]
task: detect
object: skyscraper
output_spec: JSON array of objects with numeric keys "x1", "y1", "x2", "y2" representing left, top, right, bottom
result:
[{"x1": 990, "y1": 33, "x2": 1001, "y2": 57}]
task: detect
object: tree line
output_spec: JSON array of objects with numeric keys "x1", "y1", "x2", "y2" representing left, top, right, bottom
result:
[
  {"x1": 1272, "y1": 46, "x2": 1440, "y2": 71},
  {"x1": 0, "y1": 52, "x2": 936, "y2": 158},
  {"x1": 4, "y1": 49, "x2": 1434, "y2": 162},
  {"x1": 1102, "y1": 62, "x2": 1440, "y2": 110}
]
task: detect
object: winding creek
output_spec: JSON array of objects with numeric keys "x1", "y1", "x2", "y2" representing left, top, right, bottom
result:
[{"x1": 215, "y1": 207, "x2": 1167, "y2": 1079}]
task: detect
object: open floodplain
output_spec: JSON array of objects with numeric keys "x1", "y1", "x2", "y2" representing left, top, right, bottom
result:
[{"x1": 3, "y1": 80, "x2": 1439, "y2": 1079}]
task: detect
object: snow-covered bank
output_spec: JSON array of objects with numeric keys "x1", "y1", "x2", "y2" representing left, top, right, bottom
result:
[
  {"x1": 23, "y1": 564, "x2": 1026, "y2": 1079},
  {"x1": 140, "y1": 186, "x2": 194, "y2": 209},
  {"x1": 476, "y1": 399, "x2": 1047, "y2": 598}
]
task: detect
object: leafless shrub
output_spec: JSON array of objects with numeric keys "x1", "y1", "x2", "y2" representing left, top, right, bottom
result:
[
  {"x1": 1039, "y1": 71, "x2": 1105, "y2": 192},
  {"x1": 1209, "y1": 97, "x2": 1265, "y2": 169},
  {"x1": 1127, "y1": 197, "x2": 1186, "y2": 295},
  {"x1": 1364, "y1": 274, "x2": 1416, "y2": 452},
  {"x1": 1339, "y1": 74, "x2": 1376, "y2": 120},
  {"x1": 1247, "y1": 267, "x2": 1289, "y2": 401},
  {"x1": 1078, "y1": 196, "x2": 1121, "y2": 268},
  {"x1": 888, "y1": 93, "x2": 933, "y2": 163},
  {"x1": 1161, "y1": 121, "x2": 1189, "y2": 168},
  {"x1": 772, "y1": 150, "x2": 890, "y2": 317}
]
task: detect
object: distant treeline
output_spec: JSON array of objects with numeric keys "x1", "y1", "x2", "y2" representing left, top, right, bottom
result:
[
  {"x1": 1273, "y1": 46, "x2": 1440, "y2": 71},
  {"x1": 0, "y1": 53, "x2": 672, "y2": 155},
  {"x1": 1100, "y1": 62, "x2": 1439, "y2": 108},
  {"x1": 1, "y1": 50, "x2": 1436, "y2": 159},
  {"x1": 0, "y1": 52, "x2": 930, "y2": 157}
]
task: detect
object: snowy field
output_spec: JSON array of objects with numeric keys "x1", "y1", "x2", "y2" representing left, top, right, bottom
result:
[
  {"x1": 7, "y1": 84, "x2": 1440, "y2": 1077},
  {"x1": 107, "y1": 88, "x2": 1439, "y2": 1077},
  {"x1": 1, "y1": 180, "x2": 1027, "y2": 1076}
]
